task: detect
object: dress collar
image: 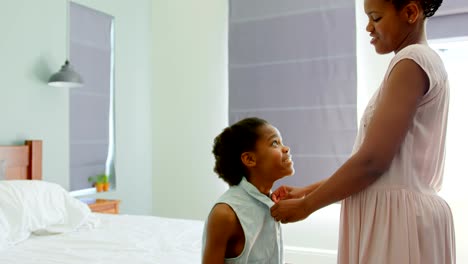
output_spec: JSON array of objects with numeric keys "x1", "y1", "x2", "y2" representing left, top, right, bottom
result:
[{"x1": 239, "y1": 177, "x2": 275, "y2": 208}]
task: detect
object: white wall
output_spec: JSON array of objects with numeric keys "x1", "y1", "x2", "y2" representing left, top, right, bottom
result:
[
  {"x1": 0, "y1": 0, "x2": 69, "y2": 188},
  {"x1": 0, "y1": 0, "x2": 154, "y2": 215},
  {"x1": 151, "y1": 0, "x2": 229, "y2": 220}
]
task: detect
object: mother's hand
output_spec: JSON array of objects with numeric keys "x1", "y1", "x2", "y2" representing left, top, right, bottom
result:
[
  {"x1": 270, "y1": 198, "x2": 309, "y2": 224},
  {"x1": 271, "y1": 185, "x2": 305, "y2": 203}
]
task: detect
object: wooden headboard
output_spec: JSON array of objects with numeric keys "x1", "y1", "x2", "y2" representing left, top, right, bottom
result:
[{"x1": 0, "y1": 140, "x2": 42, "y2": 180}]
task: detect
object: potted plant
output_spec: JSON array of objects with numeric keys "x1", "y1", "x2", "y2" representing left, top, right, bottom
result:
[
  {"x1": 88, "y1": 173, "x2": 110, "y2": 192},
  {"x1": 100, "y1": 174, "x2": 110, "y2": 191}
]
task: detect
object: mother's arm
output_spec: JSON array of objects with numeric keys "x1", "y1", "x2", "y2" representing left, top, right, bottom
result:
[
  {"x1": 272, "y1": 59, "x2": 429, "y2": 222},
  {"x1": 304, "y1": 59, "x2": 429, "y2": 212}
]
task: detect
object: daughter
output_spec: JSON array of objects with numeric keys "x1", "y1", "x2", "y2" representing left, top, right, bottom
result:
[{"x1": 202, "y1": 117, "x2": 294, "y2": 264}]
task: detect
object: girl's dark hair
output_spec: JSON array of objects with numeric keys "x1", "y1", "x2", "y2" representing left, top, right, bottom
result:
[
  {"x1": 212, "y1": 117, "x2": 269, "y2": 186},
  {"x1": 388, "y1": 0, "x2": 442, "y2": 17}
]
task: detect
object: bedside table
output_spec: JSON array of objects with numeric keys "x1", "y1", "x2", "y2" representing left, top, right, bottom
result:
[{"x1": 81, "y1": 198, "x2": 121, "y2": 214}]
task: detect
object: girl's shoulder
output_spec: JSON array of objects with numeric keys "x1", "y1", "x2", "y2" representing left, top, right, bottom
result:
[
  {"x1": 205, "y1": 203, "x2": 243, "y2": 240},
  {"x1": 209, "y1": 203, "x2": 239, "y2": 225}
]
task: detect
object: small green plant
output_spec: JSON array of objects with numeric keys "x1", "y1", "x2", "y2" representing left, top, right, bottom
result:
[
  {"x1": 98, "y1": 174, "x2": 109, "y2": 183},
  {"x1": 88, "y1": 173, "x2": 109, "y2": 184},
  {"x1": 88, "y1": 173, "x2": 110, "y2": 192}
]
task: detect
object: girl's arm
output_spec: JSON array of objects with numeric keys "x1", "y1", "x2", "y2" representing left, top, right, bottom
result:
[{"x1": 202, "y1": 204, "x2": 241, "y2": 264}]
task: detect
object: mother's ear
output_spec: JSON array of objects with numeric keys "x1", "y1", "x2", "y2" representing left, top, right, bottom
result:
[
  {"x1": 403, "y1": 2, "x2": 422, "y2": 23},
  {"x1": 241, "y1": 152, "x2": 256, "y2": 168}
]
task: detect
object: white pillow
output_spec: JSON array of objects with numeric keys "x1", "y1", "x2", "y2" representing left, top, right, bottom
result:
[
  {"x1": 0, "y1": 160, "x2": 8, "y2": 249},
  {"x1": 0, "y1": 160, "x2": 5, "y2": 180},
  {"x1": 0, "y1": 180, "x2": 91, "y2": 249}
]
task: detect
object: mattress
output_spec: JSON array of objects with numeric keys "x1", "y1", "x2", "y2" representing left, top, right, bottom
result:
[{"x1": 0, "y1": 213, "x2": 204, "y2": 264}]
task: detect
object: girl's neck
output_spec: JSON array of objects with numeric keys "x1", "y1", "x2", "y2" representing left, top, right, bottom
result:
[{"x1": 246, "y1": 176, "x2": 273, "y2": 196}]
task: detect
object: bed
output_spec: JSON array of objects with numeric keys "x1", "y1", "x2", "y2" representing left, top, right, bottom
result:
[{"x1": 0, "y1": 140, "x2": 204, "y2": 264}]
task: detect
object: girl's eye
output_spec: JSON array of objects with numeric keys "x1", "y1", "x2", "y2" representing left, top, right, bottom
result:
[
  {"x1": 372, "y1": 17, "x2": 381, "y2": 22},
  {"x1": 272, "y1": 140, "x2": 279, "y2": 147}
]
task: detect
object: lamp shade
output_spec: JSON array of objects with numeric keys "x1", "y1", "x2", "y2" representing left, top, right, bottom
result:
[{"x1": 48, "y1": 60, "x2": 83, "y2": 88}]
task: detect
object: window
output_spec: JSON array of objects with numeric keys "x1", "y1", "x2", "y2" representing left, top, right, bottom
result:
[{"x1": 68, "y1": 2, "x2": 115, "y2": 193}]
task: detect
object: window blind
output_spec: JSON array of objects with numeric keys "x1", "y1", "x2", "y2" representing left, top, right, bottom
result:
[
  {"x1": 228, "y1": 0, "x2": 357, "y2": 187},
  {"x1": 427, "y1": 12, "x2": 468, "y2": 39},
  {"x1": 69, "y1": 2, "x2": 114, "y2": 191}
]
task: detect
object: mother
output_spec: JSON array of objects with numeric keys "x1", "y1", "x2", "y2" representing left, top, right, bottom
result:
[{"x1": 270, "y1": 0, "x2": 456, "y2": 263}]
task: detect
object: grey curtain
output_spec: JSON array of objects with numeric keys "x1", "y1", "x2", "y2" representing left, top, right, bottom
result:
[
  {"x1": 228, "y1": 0, "x2": 357, "y2": 187},
  {"x1": 69, "y1": 3, "x2": 113, "y2": 191},
  {"x1": 427, "y1": 0, "x2": 468, "y2": 39},
  {"x1": 427, "y1": 13, "x2": 468, "y2": 39}
]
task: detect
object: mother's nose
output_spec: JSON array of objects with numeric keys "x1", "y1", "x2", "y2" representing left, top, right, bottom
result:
[{"x1": 366, "y1": 21, "x2": 374, "y2": 33}]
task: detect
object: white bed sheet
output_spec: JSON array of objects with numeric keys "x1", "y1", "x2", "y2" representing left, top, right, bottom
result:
[{"x1": 0, "y1": 213, "x2": 204, "y2": 264}]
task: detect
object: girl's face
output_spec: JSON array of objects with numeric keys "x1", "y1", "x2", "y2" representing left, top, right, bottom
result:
[
  {"x1": 364, "y1": 0, "x2": 413, "y2": 54},
  {"x1": 252, "y1": 124, "x2": 294, "y2": 181}
]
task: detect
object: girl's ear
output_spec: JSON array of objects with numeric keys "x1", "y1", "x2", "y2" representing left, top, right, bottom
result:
[
  {"x1": 403, "y1": 2, "x2": 421, "y2": 23},
  {"x1": 241, "y1": 152, "x2": 256, "y2": 167}
]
